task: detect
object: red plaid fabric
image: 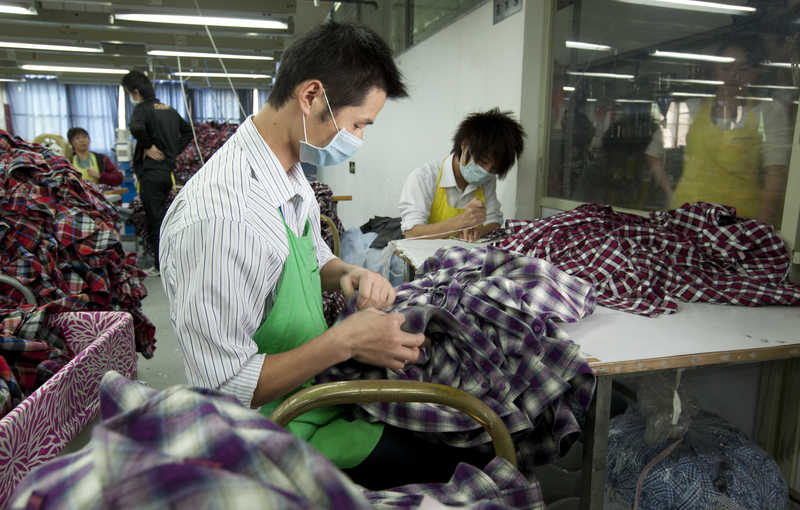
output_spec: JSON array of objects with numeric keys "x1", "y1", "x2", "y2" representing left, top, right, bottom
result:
[
  {"x1": 491, "y1": 203, "x2": 800, "y2": 316},
  {"x1": 0, "y1": 130, "x2": 155, "y2": 356}
]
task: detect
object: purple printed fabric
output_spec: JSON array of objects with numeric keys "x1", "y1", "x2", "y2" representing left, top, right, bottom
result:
[
  {"x1": 319, "y1": 246, "x2": 596, "y2": 471},
  {"x1": 311, "y1": 181, "x2": 346, "y2": 326},
  {"x1": 0, "y1": 312, "x2": 136, "y2": 507},
  {"x1": 9, "y1": 371, "x2": 545, "y2": 510},
  {"x1": 491, "y1": 202, "x2": 800, "y2": 317}
]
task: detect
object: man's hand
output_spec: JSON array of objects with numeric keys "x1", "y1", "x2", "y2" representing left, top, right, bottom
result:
[
  {"x1": 459, "y1": 198, "x2": 486, "y2": 229},
  {"x1": 145, "y1": 145, "x2": 165, "y2": 161},
  {"x1": 459, "y1": 228, "x2": 482, "y2": 242},
  {"x1": 333, "y1": 309, "x2": 424, "y2": 370},
  {"x1": 340, "y1": 267, "x2": 395, "y2": 310}
]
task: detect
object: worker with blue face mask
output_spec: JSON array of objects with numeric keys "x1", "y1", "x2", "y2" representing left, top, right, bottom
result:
[{"x1": 399, "y1": 108, "x2": 526, "y2": 242}]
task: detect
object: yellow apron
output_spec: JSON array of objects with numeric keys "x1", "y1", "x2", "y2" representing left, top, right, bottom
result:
[
  {"x1": 428, "y1": 159, "x2": 486, "y2": 225},
  {"x1": 72, "y1": 153, "x2": 100, "y2": 184},
  {"x1": 671, "y1": 100, "x2": 762, "y2": 219}
]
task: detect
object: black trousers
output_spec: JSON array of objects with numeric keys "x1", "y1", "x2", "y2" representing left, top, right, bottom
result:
[
  {"x1": 138, "y1": 164, "x2": 173, "y2": 269},
  {"x1": 342, "y1": 425, "x2": 494, "y2": 490}
]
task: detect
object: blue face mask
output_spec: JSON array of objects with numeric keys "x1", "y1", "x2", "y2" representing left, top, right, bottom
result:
[
  {"x1": 460, "y1": 155, "x2": 492, "y2": 185},
  {"x1": 299, "y1": 88, "x2": 363, "y2": 167}
]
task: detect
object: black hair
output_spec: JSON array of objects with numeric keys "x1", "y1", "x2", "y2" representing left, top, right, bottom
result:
[
  {"x1": 452, "y1": 108, "x2": 526, "y2": 179},
  {"x1": 121, "y1": 70, "x2": 155, "y2": 101},
  {"x1": 268, "y1": 21, "x2": 407, "y2": 112},
  {"x1": 67, "y1": 127, "x2": 89, "y2": 144}
]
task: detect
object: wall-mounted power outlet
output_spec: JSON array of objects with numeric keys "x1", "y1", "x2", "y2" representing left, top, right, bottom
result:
[
  {"x1": 349, "y1": 161, "x2": 356, "y2": 174},
  {"x1": 493, "y1": 0, "x2": 523, "y2": 25}
]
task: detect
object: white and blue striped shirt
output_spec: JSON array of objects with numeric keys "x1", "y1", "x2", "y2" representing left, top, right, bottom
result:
[{"x1": 159, "y1": 116, "x2": 335, "y2": 407}]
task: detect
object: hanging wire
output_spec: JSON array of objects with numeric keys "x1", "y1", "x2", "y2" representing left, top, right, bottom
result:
[
  {"x1": 192, "y1": 0, "x2": 248, "y2": 120},
  {"x1": 177, "y1": 55, "x2": 205, "y2": 166}
]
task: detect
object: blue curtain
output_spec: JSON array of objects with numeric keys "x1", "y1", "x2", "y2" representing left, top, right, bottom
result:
[
  {"x1": 155, "y1": 82, "x2": 189, "y2": 119},
  {"x1": 191, "y1": 88, "x2": 244, "y2": 124},
  {"x1": 7, "y1": 79, "x2": 70, "y2": 144},
  {"x1": 257, "y1": 89, "x2": 271, "y2": 111},
  {"x1": 66, "y1": 85, "x2": 118, "y2": 158}
]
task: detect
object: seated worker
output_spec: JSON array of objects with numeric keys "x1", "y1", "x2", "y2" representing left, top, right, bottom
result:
[
  {"x1": 159, "y1": 21, "x2": 491, "y2": 490},
  {"x1": 67, "y1": 127, "x2": 124, "y2": 186},
  {"x1": 647, "y1": 36, "x2": 792, "y2": 226},
  {"x1": 399, "y1": 109, "x2": 525, "y2": 241}
]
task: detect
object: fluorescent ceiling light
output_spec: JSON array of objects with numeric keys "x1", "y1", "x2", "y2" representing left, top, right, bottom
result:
[
  {"x1": 615, "y1": 99, "x2": 654, "y2": 103},
  {"x1": 616, "y1": 0, "x2": 755, "y2": 15},
  {"x1": 0, "y1": 4, "x2": 36, "y2": 15},
  {"x1": 671, "y1": 91, "x2": 715, "y2": 97},
  {"x1": 566, "y1": 41, "x2": 612, "y2": 51},
  {"x1": 761, "y1": 61, "x2": 791, "y2": 68},
  {"x1": 664, "y1": 78, "x2": 723, "y2": 85},
  {"x1": 20, "y1": 64, "x2": 128, "y2": 74},
  {"x1": 0, "y1": 41, "x2": 102, "y2": 53},
  {"x1": 747, "y1": 84, "x2": 798, "y2": 90},
  {"x1": 173, "y1": 72, "x2": 270, "y2": 79},
  {"x1": 148, "y1": 50, "x2": 273, "y2": 61},
  {"x1": 563, "y1": 86, "x2": 576, "y2": 91},
  {"x1": 334, "y1": 1, "x2": 342, "y2": 11},
  {"x1": 23, "y1": 74, "x2": 56, "y2": 79},
  {"x1": 0, "y1": 78, "x2": 23, "y2": 82},
  {"x1": 567, "y1": 71, "x2": 634, "y2": 80},
  {"x1": 736, "y1": 96, "x2": 772, "y2": 102},
  {"x1": 586, "y1": 98, "x2": 598, "y2": 102},
  {"x1": 652, "y1": 50, "x2": 734, "y2": 63},
  {"x1": 114, "y1": 13, "x2": 287, "y2": 30}
]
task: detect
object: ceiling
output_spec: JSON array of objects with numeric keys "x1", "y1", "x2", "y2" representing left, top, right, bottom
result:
[{"x1": 0, "y1": 0, "x2": 341, "y2": 88}]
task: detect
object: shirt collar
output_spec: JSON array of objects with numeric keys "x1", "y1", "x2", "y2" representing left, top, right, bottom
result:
[{"x1": 235, "y1": 115, "x2": 307, "y2": 208}]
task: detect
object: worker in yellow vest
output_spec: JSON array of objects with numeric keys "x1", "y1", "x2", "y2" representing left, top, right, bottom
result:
[
  {"x1": 67, "y1": 127, "x2": 124, "y2": 187},
  {"x1": 648, "y1": 37, "x2": 791, "y2": 226},
  {"x1": 399, "y1": 108, "x2": 525, "y2": 241}
]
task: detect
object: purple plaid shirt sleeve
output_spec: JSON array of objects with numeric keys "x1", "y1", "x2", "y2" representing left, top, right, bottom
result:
[
  {"x1": 491, "y1": 203, "x2": 800, "y2": 317},
  {"x1": 319, "y1": 246, "x2": 596, "y2": 471},
  {"x1": 10, "y1": 371, "x2": 545, "y2": 510}
]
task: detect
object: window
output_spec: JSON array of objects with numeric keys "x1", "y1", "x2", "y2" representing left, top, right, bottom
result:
[{"x1": 546, "y1": 0, "x2": 798, "y2": 228}]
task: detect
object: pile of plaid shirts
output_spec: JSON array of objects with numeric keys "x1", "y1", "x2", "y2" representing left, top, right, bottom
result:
[
  {"x1": 320, "y1": 245, "x2": 596, "y2": 473},
  {"x1": 490, "y1": 202, "x2": 800, "y2": 316},
  {"x1": 312, "y1": 181, "x2": 346, "y2": 326},
  {"x1": 0, "y1": 130, "x2": 153, "y2": 418}
]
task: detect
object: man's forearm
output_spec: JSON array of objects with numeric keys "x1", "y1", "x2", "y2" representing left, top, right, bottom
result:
[
  {"x1": 404, "y1": 215, "x2": 466, "y2": 239},
  {"x1": 320, "y1": 257, "x2": 356, "y2": 292}
]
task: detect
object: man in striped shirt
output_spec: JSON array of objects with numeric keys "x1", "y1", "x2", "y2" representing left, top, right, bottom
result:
[{"x1": 160, "y1": 22, "x2": 489, "y2": 486}]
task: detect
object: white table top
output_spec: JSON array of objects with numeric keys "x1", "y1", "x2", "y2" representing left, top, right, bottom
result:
[
  {"x1": 391, "y1": 238, "x2": 486, "y2": 270},
  {"x1": 560, "y1": 303, "x2": 800, "y2": 374}
]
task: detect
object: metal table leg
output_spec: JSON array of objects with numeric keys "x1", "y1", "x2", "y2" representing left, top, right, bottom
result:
[{"x1": 581, "y1": 375, "x2": 613, "y2": 510}]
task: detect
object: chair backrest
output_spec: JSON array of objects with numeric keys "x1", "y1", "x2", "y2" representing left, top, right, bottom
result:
[{"x1": 32, "y1": 133, "x2": 72, "y2": 161}]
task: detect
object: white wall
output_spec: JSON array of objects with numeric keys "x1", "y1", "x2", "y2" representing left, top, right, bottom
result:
[{"x1": 319, "y1": 1, "x2": 526, "y2": 229}]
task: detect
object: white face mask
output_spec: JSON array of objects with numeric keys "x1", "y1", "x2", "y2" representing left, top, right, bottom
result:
[{"x1": 298, "y1": 88, "x2": 363, "y2": 167}]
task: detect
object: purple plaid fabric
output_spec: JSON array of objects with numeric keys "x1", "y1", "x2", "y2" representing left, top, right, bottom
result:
[
  {"x1": 311, "y1": 181, "x2": 347, "y2": 326},
  {"x1": 320, "y1": 246, "x2": 596, "y2": 471},
  {"x1": 10, "y1": 371, "x2": 545, "y2": 510},
  {"x1": 491, "y1": 203, "x2": 800, "y2": 317}
]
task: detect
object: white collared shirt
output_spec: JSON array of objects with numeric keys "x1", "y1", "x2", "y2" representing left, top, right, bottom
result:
[
  {"x1": 159, "y1": 116, "x2": 335, "y2": 407},
  {"x1": 398, "y1": 154, "x2": 503, "y2": 232}
]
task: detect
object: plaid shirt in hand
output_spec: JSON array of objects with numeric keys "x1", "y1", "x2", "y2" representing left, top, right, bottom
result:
[
  {"x1": 10, "y1": 371, "x2": 545, "y2": 510},
  {"x1": 491, "y1": 203, "x2": 800, "y2": 317},
  {"x1": 320, "y1": 246, "x2": 596, "y2": 470}
]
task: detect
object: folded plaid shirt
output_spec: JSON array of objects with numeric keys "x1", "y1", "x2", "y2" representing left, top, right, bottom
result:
[
  {"x1": 10, "y1": 371, "x2": 545, "y2": 510},
  {"x1": 0, "y1": 130, "x2": 154, "y2": 355},
  {"x1": 320, "y1": 246, "x2": 596, "y2": 471},
  {"x1": 491, "y1": 203, "x2": 800, "y2": 317}
]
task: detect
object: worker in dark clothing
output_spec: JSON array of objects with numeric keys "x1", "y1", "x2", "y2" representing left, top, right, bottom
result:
[{"x1": 121, "y1": 70, "x2": 193, "y2": 277}]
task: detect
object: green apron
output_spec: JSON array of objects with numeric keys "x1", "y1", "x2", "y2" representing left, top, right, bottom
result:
[{"x1": 254, "y1": 210, "x2": 383, "y2": 469}]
